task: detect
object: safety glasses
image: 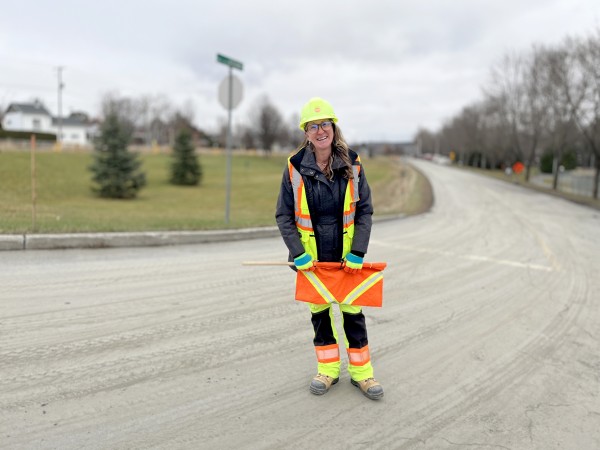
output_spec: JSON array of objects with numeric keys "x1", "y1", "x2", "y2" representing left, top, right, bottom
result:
[{"x1": 305, "y1": 121, "x2": 333, "y2": 135}]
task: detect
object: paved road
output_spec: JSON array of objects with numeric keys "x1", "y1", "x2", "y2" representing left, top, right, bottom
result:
[{"x1": 1, "y1": 159, "x2": 599, "y2": 449}]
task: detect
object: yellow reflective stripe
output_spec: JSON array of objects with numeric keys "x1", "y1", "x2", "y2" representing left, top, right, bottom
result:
[
  {"x1": 302, "y1": 271, "x2": 336, "y2": 304},
  {"x1": 342, "y1": 272, "x2": 384, "y2": 305}
]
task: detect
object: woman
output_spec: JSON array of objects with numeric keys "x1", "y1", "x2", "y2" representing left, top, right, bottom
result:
[{"x1": 275, "y1": 97, "x2": 384, "y2": 400}]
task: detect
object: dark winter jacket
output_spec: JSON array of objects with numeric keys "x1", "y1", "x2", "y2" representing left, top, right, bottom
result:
[{"x1": 275, "y1": 146, "x2": 373, "y2": 263}]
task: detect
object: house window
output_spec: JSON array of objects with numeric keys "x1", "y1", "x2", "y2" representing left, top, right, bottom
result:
[{"x1": 32, "y1": 119, "x2": 41, "y2": 130}]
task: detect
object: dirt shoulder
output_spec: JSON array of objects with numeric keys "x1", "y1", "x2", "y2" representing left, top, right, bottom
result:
[{"x1": 373, "y1": 158, "x2": 434, "y2": 217}]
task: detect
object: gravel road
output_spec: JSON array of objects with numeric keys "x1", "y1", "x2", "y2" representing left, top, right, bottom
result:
[{"x1": 1, "y1": 159, "x2": 599, "y2": 449}]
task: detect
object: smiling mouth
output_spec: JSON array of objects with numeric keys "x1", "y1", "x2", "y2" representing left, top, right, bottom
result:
[{"x1": 316, "y1": 136, "x2": 328, "y2": 141}]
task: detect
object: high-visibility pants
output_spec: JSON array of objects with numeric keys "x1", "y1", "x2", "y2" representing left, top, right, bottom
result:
[{"x1": 309, "y1": 303, "x2": 374, "y2": 381}]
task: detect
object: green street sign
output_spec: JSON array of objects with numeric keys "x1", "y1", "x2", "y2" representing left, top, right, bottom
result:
[{"x1": 217, "y1": 54, "x2": 243, "y2": 71}]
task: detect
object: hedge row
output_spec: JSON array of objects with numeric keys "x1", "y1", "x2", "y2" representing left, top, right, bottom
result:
[{"x1": 0, "y1": 129, "x2": 57, "y2": 141}]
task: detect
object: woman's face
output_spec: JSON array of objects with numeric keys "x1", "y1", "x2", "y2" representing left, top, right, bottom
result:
[{"x1": 306, "y1": 120, "x2": 334, "y2": 151}]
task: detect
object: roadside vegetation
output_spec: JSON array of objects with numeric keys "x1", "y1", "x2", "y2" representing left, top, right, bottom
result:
[
  {"x1": 0, "y1": 150, "x2": 430, "y2": 234},
  {"x1": 415, "y1": 28, "x2": 600, "y2": 200},
  {"x1": 458, "y1": 163, "x2": 600, "y2": 210}
]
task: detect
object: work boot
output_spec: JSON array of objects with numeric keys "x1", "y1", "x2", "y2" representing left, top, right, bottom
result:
[
  {"x1": 351, "y1": 377, "x2": 384, "y2": 400},
  {"x1": 310, "y1": 373, "x2": 339, "y2": 395}
]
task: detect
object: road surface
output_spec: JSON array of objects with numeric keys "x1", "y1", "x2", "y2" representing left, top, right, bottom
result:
[{"x1": 1, "y1": 159, "x2": 599, "y2": 449}]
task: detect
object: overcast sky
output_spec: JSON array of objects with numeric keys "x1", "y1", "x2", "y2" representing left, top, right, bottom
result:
[{"x1": 1, "y1": 0, "x2": 599, "y2": 143}]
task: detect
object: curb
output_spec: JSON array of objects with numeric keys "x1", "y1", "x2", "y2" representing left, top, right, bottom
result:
[
  {"x1": 0, "y1": 235, "x2": 25, "y2": 251},
  {"x1": 1, "y1": 227, "x2": 281, "y2": 251},
  {"x1": 0, "y1": 214, "x2": 406, "y2": 252}
]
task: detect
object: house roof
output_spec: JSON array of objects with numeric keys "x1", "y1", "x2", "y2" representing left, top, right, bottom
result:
[
  {"x1": 6, "y1": 102, "x2": 52, "y2": 116},
  {"x1": 52, "y1": 116, "x2": 89, "y2": 127}
]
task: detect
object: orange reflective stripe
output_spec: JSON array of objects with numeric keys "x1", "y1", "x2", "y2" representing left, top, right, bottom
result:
[
  {"x1": 351, "y1": 165, "x2": 360, "y2": 202},
  {"x1": 347, "y1": 345, "x2": 371, "y2": 366},
  {"x1": 315, "y1": 344, "x2": 340, "y2": 363},
  {"x1": 289, "y1": 161, "x2": 314, "y2": 232},
  {"x1": 289, "y1": 162, "x2": 302, "y2": 217},
  {"x1": 295, "y1": 184, "x2": 303, "y2": 217},
  {"x1": 342, "y1": 164, "x2": 360, "y2": 228}
]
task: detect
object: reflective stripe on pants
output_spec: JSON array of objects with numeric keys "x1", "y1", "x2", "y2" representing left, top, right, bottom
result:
[
  {"x1": 315, "y1": 344, "x2": 340, "y2": 363},
  {"x1": 309, "y1": 303, "x2": 374, "y2": 380}
]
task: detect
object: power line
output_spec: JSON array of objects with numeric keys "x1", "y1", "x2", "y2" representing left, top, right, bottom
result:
[{"x1": 0, "y1": 82, "x2": 55, "y2": 92}]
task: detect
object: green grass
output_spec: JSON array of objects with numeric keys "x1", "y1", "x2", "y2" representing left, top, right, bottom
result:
[{"x1": 0, "y1": 150, "x2": 417, "y2": 234}]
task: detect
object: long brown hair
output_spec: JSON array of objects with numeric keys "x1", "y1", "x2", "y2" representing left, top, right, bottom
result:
[{"x1": 297, "y1": 122, "x2": 353, "y2": 180}]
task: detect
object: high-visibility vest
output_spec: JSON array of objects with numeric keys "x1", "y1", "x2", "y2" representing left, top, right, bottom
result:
[{"x1": 287, "y1": 156, "x2": 361, "y2": 260}]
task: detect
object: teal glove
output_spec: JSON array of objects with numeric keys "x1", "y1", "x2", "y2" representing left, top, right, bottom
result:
[
  {"x1": 294, "y1": 252, "x2": 315, "y2": 271},
  {"x1": 343, "y1": 253, "x2": 363, "y2": 273}
]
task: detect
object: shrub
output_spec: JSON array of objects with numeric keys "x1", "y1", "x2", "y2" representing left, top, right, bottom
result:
[
  {"x1": 170, "y1": 129, "x2": 202, "y2": 186},
  {"x1": 89, "y1": 113, "x2": 146, "y2": 199}
]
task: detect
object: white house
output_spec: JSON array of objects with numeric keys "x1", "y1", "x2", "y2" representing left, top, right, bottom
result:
[
  {"x1": 52, "y1": 114, "x2": 95, "y2": 146},
  {"x1": 2, "y1": 101, "x2": 53, "y2": 133},
  {"x1": 2, "y1": 101, "x2": 95, "y2": 146}
]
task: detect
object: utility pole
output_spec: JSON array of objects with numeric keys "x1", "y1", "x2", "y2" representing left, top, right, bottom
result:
[{"x1": 56, "y1": 66, "x2": 64, "y2": 150}]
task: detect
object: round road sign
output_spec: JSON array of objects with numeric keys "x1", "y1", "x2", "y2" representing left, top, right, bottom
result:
[{"x1": 218, "y1": 75, "x2": 243, "y2": 110}]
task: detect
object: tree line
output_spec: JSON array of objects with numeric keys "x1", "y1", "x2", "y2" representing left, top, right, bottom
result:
[
  {"x1": 88, "y1": 93, "x2": 297, "y2": 199},
  {"x1": 415, "y1": 28, "x2": 600, "y2": 199},
  {"x1": 86, "y1": 92, "x2": 304, "y2": 154},
  {"x1": 89, "y1": 99, "x2": 202, "y2": 199}
]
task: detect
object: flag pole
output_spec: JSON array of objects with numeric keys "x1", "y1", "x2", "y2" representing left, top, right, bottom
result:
[
  {"x1": 242, "y1": 261, "x2": 386, "y2": 269},
  {"x1": 242, "y1": 261, "x2": 294, "y2": 266}
]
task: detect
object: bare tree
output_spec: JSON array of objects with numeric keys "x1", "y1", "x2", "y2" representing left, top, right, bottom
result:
[
  {"x1": 215, "y1": 118, "x2": 228, "y2": 149},
  {"x1": 101, "y1": 93, "x2": 195, "y2": 147},
  {"x1": 99, "y1": 93, "x2": 138, "y2": 138},
  {"x1": 414, "y1": 128, "x2": 437, "y2": 155},
  {"x1": 486, "y1": 49, "x2": 547, "y2": 180},
  {"x1": 539, "y1": 45, "x2": 582, "y2": 190},
  {"x1": 455, "y1": 103, "x2": 487, "y2": 167},
  {"x1": 565, "y1": 31, "x2": 600, "y2": 198},
  {"x1": 148, "y1": 94, "x2": 174, "y2": 146},
  {"x1": 249, "y1": 95, "x2": 284, "y2": 154},
  {"x1": 439, "y1": 117, "x2": 468, "y2": 164},
  {"x1": 428, "y1": 28, "x2": 600, "y2": 200},
  {"x1": 235, "y1": 124, "x2": 256, "y2": 150},
  {"x1": 479, "y1": 96, "x2": 512, "y2": 169},
  {"x1": 281, "y1": 112, "x2": 304, "y2": 151}
]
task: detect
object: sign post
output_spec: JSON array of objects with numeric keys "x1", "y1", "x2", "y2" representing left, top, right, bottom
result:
[{"x1": 217, "y1": 53, "x2": 244, "y2": 225}]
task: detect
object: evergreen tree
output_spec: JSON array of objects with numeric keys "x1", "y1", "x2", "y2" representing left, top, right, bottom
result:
[
  {"x1": 170, "y1": 129, "x2": 202, "y2": 186},
  {"x1": 89, "y1": 112, "x2": 146, "y2": 199}
]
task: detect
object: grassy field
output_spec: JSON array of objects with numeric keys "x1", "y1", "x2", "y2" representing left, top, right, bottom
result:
[{"x1": 0, "y1": 149, "x2": 428, "y2": 234}]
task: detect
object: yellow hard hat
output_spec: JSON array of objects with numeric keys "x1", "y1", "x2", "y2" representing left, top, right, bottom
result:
[{"x1": 299, "y1": 97, "x2": 338, "y2": 131}]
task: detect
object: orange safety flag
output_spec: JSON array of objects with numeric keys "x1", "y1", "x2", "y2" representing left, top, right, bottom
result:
[{"x1": 295, "y1": 262, "x2": 387, "y2": 307}]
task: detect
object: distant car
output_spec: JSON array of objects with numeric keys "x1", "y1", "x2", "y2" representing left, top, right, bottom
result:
[{"x1": 432, "y1": 154, "x2": 452, "y2": 165}]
